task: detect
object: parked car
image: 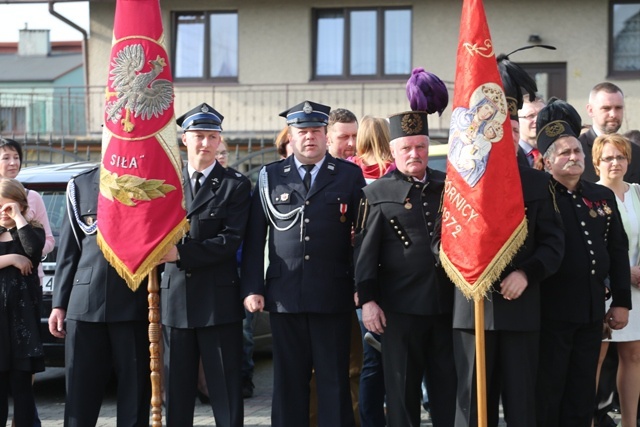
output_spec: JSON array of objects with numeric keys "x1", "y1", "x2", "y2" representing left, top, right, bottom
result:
[
  {"x1": 18, "y1": 161, "x2": 272, "y2": 367},
  {"x1": 18, "y1": 162, "x2": 98, "y2": 367},
  {"x1": 428, "y1": 142, "x2": 449, "y2": 172}
]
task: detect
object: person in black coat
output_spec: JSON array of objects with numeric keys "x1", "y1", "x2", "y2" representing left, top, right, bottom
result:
[
  {"x1": 241, "y1": 100, "x2": 365, "y2": 427},
  {"x1": 48, "y1": 166, "x2": 151, "y2": 427},
  {"x1": 159, "y1": 103, "x2": 251, "y2": 427},
  {"x1": 534, "y1": 99, "x2": 631, "y2": 427},
  {"x1": 355, "y1": 110, "x2": 455, "y2": 427}
]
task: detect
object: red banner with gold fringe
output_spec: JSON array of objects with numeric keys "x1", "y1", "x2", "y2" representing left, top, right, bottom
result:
[
  {"x1": 98, "y1": 0, "x2": 188, "y2": 291},
  {"x1": 440, "y1": 0, "x2": 526, "y2": 300}
]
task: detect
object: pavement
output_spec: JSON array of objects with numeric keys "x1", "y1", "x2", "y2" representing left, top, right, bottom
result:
[{"x1": 6, "y1": 355, "x2": 622, "y2": 426}]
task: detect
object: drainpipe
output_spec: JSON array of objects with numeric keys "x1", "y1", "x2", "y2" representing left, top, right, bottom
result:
[{"x1": 48, "y1": 1, "x2": 91, "y2": 135}]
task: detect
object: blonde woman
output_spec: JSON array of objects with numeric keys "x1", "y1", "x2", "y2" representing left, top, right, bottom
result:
[
  {"x1": 593, "y1": 133, "x2": 640, "y2": 427},
  {"x1": 348, "y1": 115, "x2": 394, "y2": 184}
]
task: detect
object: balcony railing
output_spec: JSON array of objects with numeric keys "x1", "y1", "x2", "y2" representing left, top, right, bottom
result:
[{"x1": 0, "y1": 81, "x2": 454, "y2": 139}]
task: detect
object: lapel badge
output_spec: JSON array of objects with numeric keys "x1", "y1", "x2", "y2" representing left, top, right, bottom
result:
[
  {"x1": 281, "y1": 193, "x2": 289, "y2": 202},
  {"x1": 284, "y1": 165, "x2": 291, "y2": 173},
  {"x1": 328, "y1": 162, "x2": 335, "y2": 171}
]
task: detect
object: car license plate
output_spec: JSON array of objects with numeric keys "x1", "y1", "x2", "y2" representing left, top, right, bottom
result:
[{"x1": 43, "y1": 274, "x2": 55, "y2": 294}]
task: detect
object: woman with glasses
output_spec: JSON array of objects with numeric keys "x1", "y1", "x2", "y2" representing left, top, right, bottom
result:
[{"x1": 593, "y1": 133, "x2": 640, "y2": 427}]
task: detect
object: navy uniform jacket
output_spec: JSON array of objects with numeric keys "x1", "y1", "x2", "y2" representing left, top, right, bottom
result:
[
  {"x1": 241, "y1": 153, "x2": 366, "y2": 313},
  {"x1": 580, "y1": 128, "x2": 640, "y2": 184},
  {"x1": 541, "y1": 178, "x2": 631, "y2": 322},
  {"x1": 453, "y1": 166, "x2": 565, "y2": 331},
  {"x1": 161, "y1": 162, "x2": 251, "y2": 328},
  {"x1": 355, "y1": 168, "x2": 452, "y2": 316},
  {"x1": 53, "y1": 167, "x2": 148, "y2": 322}
]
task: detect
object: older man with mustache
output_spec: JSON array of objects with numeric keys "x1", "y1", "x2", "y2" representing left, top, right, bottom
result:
[{"x1": 534, "y1": 99, "x2": 631, "y2": 427}]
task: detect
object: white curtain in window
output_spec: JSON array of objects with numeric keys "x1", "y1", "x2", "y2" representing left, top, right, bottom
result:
[
  {"x1": 175, "y1": 15, "x2": 204, "y2": 78},
  {"x1": 350, "y1": 10, "x2": 376, "y2": 75},
  {"x1": 384, "y1": 9, "x2": 411, "y2": 75},
  {"x1": 317, "y1": 12, "x2": 344, "y2": 76},
  {"x1": 210, "y1": 13, "x2": 238, "y2": 78}
]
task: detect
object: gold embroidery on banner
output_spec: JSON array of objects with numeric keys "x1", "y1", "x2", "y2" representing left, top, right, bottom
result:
[
  {"x1": 100, "y1": 168, "x2": 177, "y2": 207},
  {"x1": 463, "y1": 39, "x2": 495, "y2": 58}
]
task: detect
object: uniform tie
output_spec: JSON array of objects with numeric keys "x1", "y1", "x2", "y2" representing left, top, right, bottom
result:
[
  {"x1": 193, "y1": 171, "x2": 204, "y2": 194},
  {"x1": 302, "y1": 164, "x2": 314, "y2": 191}
]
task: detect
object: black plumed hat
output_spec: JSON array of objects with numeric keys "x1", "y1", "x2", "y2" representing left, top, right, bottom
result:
[{"x1": 536, "y1": 98, "x2": 582, "y2": 156}]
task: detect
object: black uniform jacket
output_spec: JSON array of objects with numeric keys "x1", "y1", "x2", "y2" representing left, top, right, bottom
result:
[
  {"x1": 541, "y1": 178, "x2": 631, "y2": 323},
  {"x1": 53, "y1": 167, "x2": 148, "y2": 322},
  {"x1": 161, "y1": 162, "x2": 251, "y2": 328},
  {"x1": 355, "y1": 168, "x2": 452, "y2": 316},
  {"x1": 580, "y1": 128, "x2": 640, "y2": 184},
  {"x1": 241, "y1": 153, "x2": 366, "y2": 314},
  {"x1": 453, "y1": 166, "x2": 565, "y2": 331}
]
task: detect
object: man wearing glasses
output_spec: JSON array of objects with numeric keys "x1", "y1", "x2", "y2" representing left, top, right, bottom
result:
[{"x1": 518, "y1": 94, "x2": 546, "y2": 170}]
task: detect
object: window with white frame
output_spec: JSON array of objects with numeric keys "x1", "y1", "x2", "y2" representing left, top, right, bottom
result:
[
  {"x1": 313, "y1": 7, "x2": 412, "y2": 80},
  {"x1": 173, "y1": 11, "x2": 238, "y2": 81}
]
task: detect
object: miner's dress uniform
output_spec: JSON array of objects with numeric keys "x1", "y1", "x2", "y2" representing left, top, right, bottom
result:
[
  {"x1": 354, "y1": 168, "x2": 456, "y2": 427},
  {"x1": 53, "y1": 166, "x2": 150, "y2": 427},
  {"x1": 241, "y1": 152, "x2": 366, "y2": 427},
  {"x1": 161, "y1": 161, "x2": 251, "y2": 427},
  {"x1": 536, "y1": 179, "x2": 631, "y2": 427},
  {"x1": 452, "y1": 166, "x2": 565, "y2": 427}
]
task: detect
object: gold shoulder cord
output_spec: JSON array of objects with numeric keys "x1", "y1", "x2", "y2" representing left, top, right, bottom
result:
[{"x1": 548, "y1": 180, "x2": 559, "y2": 213}]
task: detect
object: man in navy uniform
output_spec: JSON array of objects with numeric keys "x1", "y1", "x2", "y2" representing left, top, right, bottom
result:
[
  {"x1": 534, "y1": 99, "x2": 631, "y2": 427},
  {"x1": 241, "y1": 100, "x2": 366, "y2": 427},
  {"x1": 48, "y1": 166, "x2": 151, "y2": 427},
  {"x1": 159, "y1": 103, "x2": 251, "y2": 427},
  {"x1": 355, "y1": 110, "x2": 456, "y2": 427}
]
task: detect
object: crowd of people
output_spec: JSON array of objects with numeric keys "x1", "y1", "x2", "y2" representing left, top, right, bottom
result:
[{"x1": 1, "y1": 67, "x2": 639, "y2": 427}]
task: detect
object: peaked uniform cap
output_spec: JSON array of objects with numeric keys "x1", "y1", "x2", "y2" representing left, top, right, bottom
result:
[
  {"x1": 280, "y1": 100, "x2": 331, "y2": 128},
  {"x1": 177, "y1": 103, "x2": 224, "y2": 132}
]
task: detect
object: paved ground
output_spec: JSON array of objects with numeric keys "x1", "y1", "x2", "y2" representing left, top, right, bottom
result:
[{"x1": 5, "y1": 354, "x2": 622, "y2": 426}]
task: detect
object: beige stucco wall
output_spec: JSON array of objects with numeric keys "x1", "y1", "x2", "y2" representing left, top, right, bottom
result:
[{"x1": 87, "y1": 0, "x2": 640, "y2": 135}]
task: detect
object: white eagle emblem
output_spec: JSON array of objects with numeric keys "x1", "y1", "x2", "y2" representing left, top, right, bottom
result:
[{"x1": 105, "y1": 44, "x2": 173, "y2": 132}]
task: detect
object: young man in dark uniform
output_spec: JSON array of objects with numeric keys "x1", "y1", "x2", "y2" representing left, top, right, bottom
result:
[
  {"x1": 535, "y1": 99, "x2": 631, "y2": 427},
  {"x1": 241, "y1": 100, "x2": 365, "y2": 427},
  {"x1": 49, "y1": 166, "x2": 151, "y2": 427},
  {"x1": 159, "y1": 103, "x2": 251, "y2": 427}
]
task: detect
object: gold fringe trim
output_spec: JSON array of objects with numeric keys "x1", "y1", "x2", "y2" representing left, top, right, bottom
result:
[
  {"x1": 440, "y1": 216, "x2": 528, "y2": 301},
  {"x1": 97, "y1": 219, "x2": 189, "y2": 291}
]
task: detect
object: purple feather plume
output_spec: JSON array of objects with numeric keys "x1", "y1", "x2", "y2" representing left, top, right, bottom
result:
[{"x1": 406, "y1": 67, "x2": 449, "y2": 116}]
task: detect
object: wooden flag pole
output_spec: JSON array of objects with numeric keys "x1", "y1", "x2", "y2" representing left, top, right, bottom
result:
[
  {"x1": 148, "y1": 268, "x2": 163, "y2": 427},
  {"x1": 475, "y1": 298, "x2": 488, "y2": 427}
]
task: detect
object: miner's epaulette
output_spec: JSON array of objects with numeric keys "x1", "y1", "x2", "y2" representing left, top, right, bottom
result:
[
  {"x1": 356, "y1": 198, "x2": 369, "y2": 232},
  {"x1": 548, "y1": 180, "x2": 559, "y2": 213}
]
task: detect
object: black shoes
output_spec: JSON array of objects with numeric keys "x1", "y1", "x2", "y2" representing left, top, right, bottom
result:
[{"x1": 242, "y1": 378, "x2": 255, "y2": 399}]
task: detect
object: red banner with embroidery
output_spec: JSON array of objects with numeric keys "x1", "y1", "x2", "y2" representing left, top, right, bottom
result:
[
  {"x1": 440, "y1": 0, "x2": 526, "y2": 300},
  {"x1": 97, "y1": 0, "x2": 188, "y2": 291}
]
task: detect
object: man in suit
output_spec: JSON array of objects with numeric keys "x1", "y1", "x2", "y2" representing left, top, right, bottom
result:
[
  {"x1": 355, "y1": 110, "x2": 456, "y2": 427},
  {"x1": 326, "y1": 108, "x2": 358, "y2": 160},
  {"x1": 159, "y1": 103, "x2": 251, "y2": 427},
  {"x1": 579, "y1": 82, "x2": 640, "y2": 183},
  {"x1": 48, "y1": 166, "x2": 151, "y2": 427},
  {"x1": 242, "y1": 100, "x2": 366, "y2": 427},
  {"x1": 534, "y1": 99, "x2": 631, "y2": 427},
  {"x1": 451, "y1": 58, "x2": 565, "y2": 427},
  {"x1": 518, "y1": 94, "x2": 546, "y2": 169}
]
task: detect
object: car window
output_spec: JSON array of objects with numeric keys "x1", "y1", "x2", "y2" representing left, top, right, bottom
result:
[{"x1": 38, "y1": 190, "x2": 68, "y2": 238}]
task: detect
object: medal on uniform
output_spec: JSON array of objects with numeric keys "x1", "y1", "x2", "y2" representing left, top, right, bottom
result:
[
  {"x1": 404, "y1": 198, "x2": 412, "y2": 210},
  {"x1": 583, "y1": 197, "x2": 597, "y2": 218},
  {"x1": 340, "y1": 203, "x2": 347, "y2": 222},
  {"x1": 603, "y1": 203, "x2": 612, "y2": 215}
]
